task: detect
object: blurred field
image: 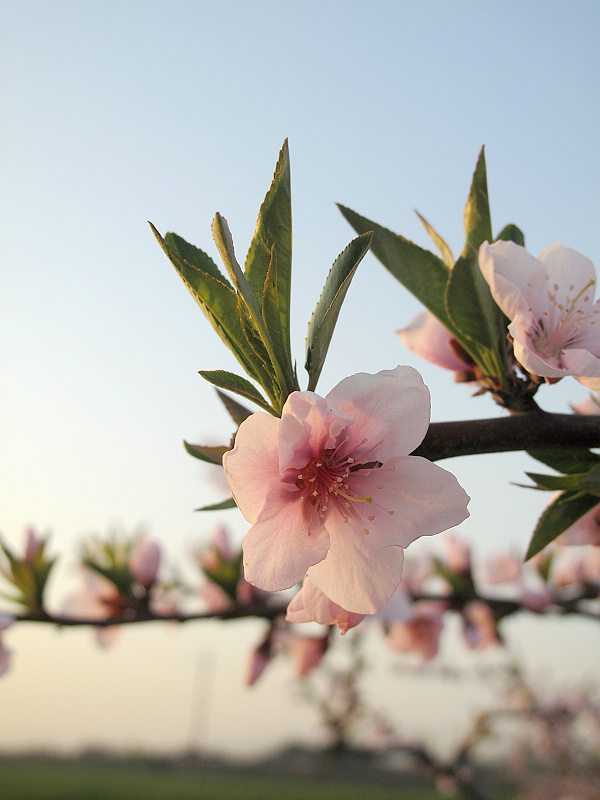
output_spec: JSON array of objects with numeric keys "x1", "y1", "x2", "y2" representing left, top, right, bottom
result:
[{"x1": 0, "y1": 757, "x2": 445, "y2": 800}]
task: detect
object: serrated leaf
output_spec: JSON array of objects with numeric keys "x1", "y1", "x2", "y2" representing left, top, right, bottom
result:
[
  {"x1": 199, "y1": 370, "x2": 274, "y2": 413},
  {"x1": 165, "y1": 231, "x2": 233, "y2": 288},
  {"x1": 150, "y1": 223, "x2": 265, "y2": 383},
  {"x1": 213, "y1": 214, "x2": 289, "y2": 407},
  {"x1": 305, "y1": 232, "x2": 372, "y2": 392},
  {"x1": 527, "y1": 448, "x2": 600, "y2": 475},
  {"x1": 212, "y1": 213, "x2": 262, "y2": 319},
  {"x1": 236, "y1": 292, "x2": 280, "y2": 406},
  {"x1": 245, "y1": 139, "x2": 293, "y2": 360},
  {"x1": 262, "y1": 245, "x2": 295, "y2": 390},
  {"x1": 216, "y1": 390, "x2": 253, "y2": 426},
  {"x1": 525, "y1": 491, "x2": 600, "y2": 559},
  {"x1": 196, "y1": 497, "x2": 238, "y2": 512},
  {"x1": 495, "y1": 224, "x2": 525, "y2": 247},
  {"x1": 463, "y1": 146, "x2": 493, "y2": 253},
  {"x1": 525, "y1": 472, "x2": 583, "y2": 492},
  {"x1": 337, "y1": 204, "x2": 454, "y2": 332},
  {"x1": 183, "y1": 441, "x2": 229, "y2": 465},
  {"x1": 415, "y1": 210, "x2": 454, "y2": 268}
]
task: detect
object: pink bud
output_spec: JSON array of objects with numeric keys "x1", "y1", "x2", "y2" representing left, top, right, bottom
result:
[{"x1": 129, "y1": 538, "x2": 161, "y2": 588}]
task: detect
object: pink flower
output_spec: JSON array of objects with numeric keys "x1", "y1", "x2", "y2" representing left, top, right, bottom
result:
[
  {"x1": 398, "y1": 312, "x2": 474, "y2": 373},
  {"x1": 554, "y1": 503, "x2": 600, "y2": 546},
  {"x1": 443, "y1": 535, "x2": 472, "y2": 575},
  {"x1": 387, "y1": 602, "x2": 445, "y2": 660},
  {"x1": 284, "y1": 631, "x2": 329, "y2": 677},
  {"x1": 62, "y1": 569, "x2": 125, "y2": 647},
  {"x1": 286, "y1": 578, "x2": 366, "y2": 634},
  {"x1": 199, "y1": 526, "x2": 265, "y2": 611},
  {"x1": 129, "y1": 537, "x2": 161, "y2": 589},
  {"x1": 246, "y1": 625, "x2": 329, "y2": 685},
  {"x1": 482, "y1": 552, "x2": 523, "y2": 585},
  {"x1": 479, "y1": 241, "x2": 600, "y2": 391},
  {"x1": 462, "y1": 600, "x2": 499, "y2": 650},
  {"x1": 0, "y1": 614, "x2": 14, "y2": 677},
  {"x1": 24, "y1": 529, "x2": 45, "y2": 563},
  {"x1": 224, "y1": 367, "x2": 470, "y2": 614}
]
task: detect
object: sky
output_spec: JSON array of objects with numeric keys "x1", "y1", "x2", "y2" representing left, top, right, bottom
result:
[{"x1": 1, "y1": 1, "x2": 599, "y2": 758}]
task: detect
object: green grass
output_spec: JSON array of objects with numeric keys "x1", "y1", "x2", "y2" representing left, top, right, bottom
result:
[{"x1": 0, "y1": 759, "x2": 444, "y2": 800}]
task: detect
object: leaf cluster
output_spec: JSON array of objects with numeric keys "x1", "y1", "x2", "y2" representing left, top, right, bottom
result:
[
  {"x1": 0, "y1": 535, "x2": 55, "y2": 614},
  {"x1": 338, "y1": 148, "x2": 537, "y2": 411},
  {"x1": 524, "y1": 449, "x2": 600, "y2": 558},
  {"x1": 151, "y1": 140, "x2": 372, "y2": 417}
]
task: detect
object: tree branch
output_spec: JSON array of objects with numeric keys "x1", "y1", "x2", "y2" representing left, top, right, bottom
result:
[{"x1": 412, "y1": 412, "x2": 600, "y2": 462}]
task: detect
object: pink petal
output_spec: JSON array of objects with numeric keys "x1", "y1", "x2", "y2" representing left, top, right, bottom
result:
[
  {"x1": 278, "y1": 391, "x2": 352, "y2": 472},
  {"x1": 479, "y1": 241, "x2": 543, "y2": 320},
  {"x1": 242, "y1": 483, "x2": 330, "y2": 591},
  {"x1": 307, "y1": 531, "x2": 405, "y2": 614},
  {"x1": 398, "y1": 312, "x2": 470, "y2": 372},
  {"x1": 129, "y1": 538, "x2": 161, "y2": 588},
  {"x1": 560, "y1": 350, "x2": 600, "y2": 392},
  {"x1": 555, "y1": 503, "x2": 600, "y2": 546},
  {"x1": 286, "y1": 577, "x2": 366, "y2": 633},
  {"x1": 539, "y1": 243, "x2": 596, "y2": 296},
  {"x1": 325, "y1": 366, "x2": 431, "y2": 461},
  {"x1": 350, "y1": 456, "x2": 470, "y2": 549},
  {"x1": 223, "y1": 411, "x2": 281, "y2": 524}
]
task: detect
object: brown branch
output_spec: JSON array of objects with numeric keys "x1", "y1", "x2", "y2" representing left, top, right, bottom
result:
[
  {"x1": 412, "y1": 412, "x2": 600, "y2": 462},
  {"x1": 9, "y1": 588, "x2": 599, "y2": 628}
]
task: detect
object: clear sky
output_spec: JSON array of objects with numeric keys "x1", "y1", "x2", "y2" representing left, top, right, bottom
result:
[{"x1": 1, "y1": 1, "x2": 599, "y2": 757}]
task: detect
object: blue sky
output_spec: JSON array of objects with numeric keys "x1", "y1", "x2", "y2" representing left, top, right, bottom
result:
[{"x1": 1, "y1": 1, "x2": 598, "y2": 755}]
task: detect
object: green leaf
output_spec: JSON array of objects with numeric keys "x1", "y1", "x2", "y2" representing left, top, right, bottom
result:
[
  {"x1": 216, "y1": 390, "x2": 253, "y2": 426},
  {"x1": 463, "y1": 146, "x2": 493, "y2": 253},
  {"x1": 183, "y1": 441, "x2": 229, "y2": 465},
  {"x1": 150, "y1": 223, "x2": 265, "y2": 383},
  {"x1": 212, "y1": 213, "x2": 262, "y2": 320},
  {"x1": 212, "y1": 213, "x2": 290, "y2": 406},
  {"x1": 164, "y1": 231, "x2": 233, "y2": 288},
  {"x1": 195, "y1": 497, "x2": 238, "y2": 512},
  {"x1": 444, "y1": 248, "x2": 510, "y2": 380},
  {"x1": 525, "y1": 472, "x2": 583, "y2": 492},
  {"x1": 199, "y1": 369, "x2": 274, "y2": 413},
  {"x1": 525, "y1": 491, "x2": 600, "y2": 559},
  {"x1": 245, "y1": 139, "x2": 293, "y2": 361},
  {"x1": 337, "y1": 204, "x2": 454, "y2": 331},
  {"x1": 415, "y1": 210, "x2": 454, "y2": 267},
  {"x1": 578, "y1": 463, "x2": 600, "y2": 497},
  {"x1": 305, "y1": 232, "x2": 372, "y2": 392},
  {"x1": 527, "y1": 448, "x2": 600, "y2": 475},
  {"x1": 262, "y1": 245, "x2": 295, "y2": 390},
  {"x1": 495, "y1": 224, "x2": 525, "y2": 247}
]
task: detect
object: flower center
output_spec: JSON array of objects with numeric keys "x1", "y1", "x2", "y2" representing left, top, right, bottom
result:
[
  {"x1": 295, "y1": 439, "x2": 383, "y2": 520},
  {"x1": 530, "y1": 278, "x2": 598, "y2": 361}
]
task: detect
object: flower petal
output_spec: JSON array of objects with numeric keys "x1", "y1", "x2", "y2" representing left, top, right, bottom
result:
[
  {"x1": 277, "y1": 391, "x2": 351, "y2": 472},
  {"x1": 223, "y1": 411, "x2": 281, "y2": 524},
  {"x1": 479, "y1": 240, "x2": 544, "y2": 320},
  {"x1": 561, "y1": 349, "x2": 600, "y2": 392},
  {"x1": 307, "y1": 530, "x2": 405, "y2": 614},
  {"x1": 326, "y1": 366, "x2": 431, "y2": 461},
  {"x1": 345, "y1": 456, "x2": 470, "y2": 548},
  {"x1": 398, "y1": 312, "x2": 470, "y2": 372},
  {"x1": 242, "y1": 483, "x2": 330, "y2": 591},
  {"x1": 286, "y1": 577, "x2": 366, "y2": 633},
  {"x1": 539, "y1": 243, "x2": 596, "y2": 299}
]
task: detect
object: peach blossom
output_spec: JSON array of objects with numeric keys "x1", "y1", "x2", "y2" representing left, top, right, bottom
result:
[
  {"x1": 224, "y1": 367, "x2": 470, "y2": 614},
  {"x1": 479, "y1": 241, "x2": 600, "y2": 391}
]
